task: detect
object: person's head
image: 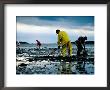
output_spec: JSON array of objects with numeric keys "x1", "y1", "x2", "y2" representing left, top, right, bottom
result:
[{"x1": 56, "y1": 29, "x2": 60, "y2": 34}]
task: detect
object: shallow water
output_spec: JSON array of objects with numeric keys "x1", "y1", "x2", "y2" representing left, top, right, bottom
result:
[{"x1": 16, "y1": 43, "x2": 94, "y2": 74}]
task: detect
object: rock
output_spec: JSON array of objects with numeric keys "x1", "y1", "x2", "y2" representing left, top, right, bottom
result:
[{"x1": 18, "y1": 63, "x2": 28, "y2": 67}]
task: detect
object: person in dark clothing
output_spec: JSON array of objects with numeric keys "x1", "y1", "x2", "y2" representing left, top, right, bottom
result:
[
  {"x1": 75, "y1": 39, "x2": 83, "y2": 57},
  {"x1": 75, "y1": 36, "x2": 87, "y2": 57},
  {"x1": 36, "y1": 40, "x2": 41, "y2": 49}
]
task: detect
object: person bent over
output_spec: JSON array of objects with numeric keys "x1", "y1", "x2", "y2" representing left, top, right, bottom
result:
[
  {"x1": 36, "y1": 40, "x2": 41, "y2": 49},
  {"x1": 56, "y1": 29, "x2": 72, "y2": 57}
]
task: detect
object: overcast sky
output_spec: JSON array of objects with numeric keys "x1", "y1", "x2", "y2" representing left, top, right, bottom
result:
[{"x1": 16, "y1": 16, "x2": 94, "y2": 44}]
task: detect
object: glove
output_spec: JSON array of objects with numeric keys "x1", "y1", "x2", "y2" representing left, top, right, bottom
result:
[{"x1": 58, "y1": 46, "x2": 60, "y2": 49}]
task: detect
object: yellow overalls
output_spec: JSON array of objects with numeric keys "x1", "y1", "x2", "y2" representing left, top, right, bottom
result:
[{"x1": 57, "y1": 31, "x2": 72, "y2": 57}]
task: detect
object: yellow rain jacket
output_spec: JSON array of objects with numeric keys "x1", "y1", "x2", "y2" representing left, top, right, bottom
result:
[
  {"x1": 57, "y1": 31, "x2": 70, "y2": 46},
  {"x1": 57, "y1": 31, "x2": 73, "y2": 57}
]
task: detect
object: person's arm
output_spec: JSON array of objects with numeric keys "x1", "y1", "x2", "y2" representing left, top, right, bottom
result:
[{"x1": 57, "y1": 34, "x2": 62, "y2": 46}]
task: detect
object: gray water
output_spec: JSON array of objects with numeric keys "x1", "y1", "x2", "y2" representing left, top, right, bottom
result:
[
  {"x1": 16, "y1": 43, "x2": 94, "y2": 74},
  {"x1": 17, "y1": 43, "x2": 94, "y2": 57},
  {"x1": 19, "y1": 43, "x2": 94, "y2": 49}
]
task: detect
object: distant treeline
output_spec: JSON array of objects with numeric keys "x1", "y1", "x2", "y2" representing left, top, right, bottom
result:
[
  {"x1": 71, "y1": 41, "x2": 94, "y2": 44},
  {"x1": 16, "y1": 41, "x2": 29, "y2": 44}
]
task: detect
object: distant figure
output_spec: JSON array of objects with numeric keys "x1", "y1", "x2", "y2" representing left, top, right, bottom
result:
[
  {"x1": 36, "y1": 40, "x2": 41, "y2": 49},
  {"x1": 56, "y1": 29, "x2": 72, "y2": 57}
]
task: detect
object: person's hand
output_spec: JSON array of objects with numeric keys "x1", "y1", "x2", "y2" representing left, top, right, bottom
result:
[{"x1": 58, "y1": 46, "x2": 60, "y2": 49}]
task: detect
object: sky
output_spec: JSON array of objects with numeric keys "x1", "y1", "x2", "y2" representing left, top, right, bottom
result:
[{"x1": 16, "y1": 16, "x2": 94, "y2": 44}]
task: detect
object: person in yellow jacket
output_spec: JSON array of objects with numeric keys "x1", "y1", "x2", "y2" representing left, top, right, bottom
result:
[{"x1": 56, "y1": 29, "x2": 73, "y2": 57}]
